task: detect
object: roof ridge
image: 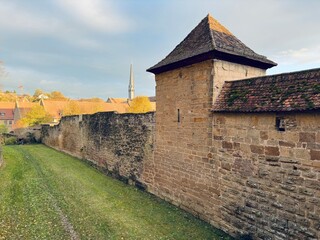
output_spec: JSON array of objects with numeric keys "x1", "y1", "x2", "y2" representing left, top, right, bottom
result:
[
  {"x1": 225, "y1": 67, "x2": 320, "y2": 84},
  {"x1": 207, "y1": 14, "x2": 217, "y2": 50}
]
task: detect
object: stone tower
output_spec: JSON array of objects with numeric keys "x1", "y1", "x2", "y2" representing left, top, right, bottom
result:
[
  {"x1": 128, "y1": 64, "x2": 135, "y2": 100},
  {"x1": 146, "y1": 14, "x2": 276, "y2": 228}
]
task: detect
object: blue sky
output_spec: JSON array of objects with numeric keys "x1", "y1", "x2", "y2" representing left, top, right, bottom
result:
[{"x1": 0, "y1": 0, "x2": 320, "y2": 99}]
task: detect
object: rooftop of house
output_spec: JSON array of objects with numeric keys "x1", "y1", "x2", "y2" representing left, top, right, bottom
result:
[
  {"x1": 212, "y1": 68, "x2": 320, "y2": 113},
  {"x1": 0, "y1": 102, "x2": 15, "y2": 109},
  {"x1": 41, "y1": 100, "x2": 129, "y2": 119},
  {"x1": 0, "y1": 109, "x2": 14, "y2": 120},
  {"x1": 147, "y1": 14, "x2": 276, "y2": 74},
  {"x1": 15, "y1": 102, "x2": 37, "y2": 109},
  {"x1": 107, "y1": 98, "x2": 128, "y2": 104}
]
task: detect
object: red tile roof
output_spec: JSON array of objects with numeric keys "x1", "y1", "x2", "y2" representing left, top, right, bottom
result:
[
  {"x1": 212, "y1": 68, "x2": 320, "y2": 112},
  {"x1": 147, "y1": 14, "x2": 276, "y2": 74},
  {"x1": 0, "y1": 109, "x2": 14, "y2": 120}
]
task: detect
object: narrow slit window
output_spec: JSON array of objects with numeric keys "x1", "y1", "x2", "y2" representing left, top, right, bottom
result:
[
  {"x1": 177, "y1": 109, "x2": 180, "y2": 123},
  {"x1": 276, "y1": 117, "x2": 285, "y2": 131}
]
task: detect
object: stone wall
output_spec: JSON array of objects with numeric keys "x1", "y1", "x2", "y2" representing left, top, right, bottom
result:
[
  {"x1": 143, "y1": 60, "x2": 220, "y2": 224},
  {"x1": 143, "y1": 59, "x2": 268, "y2": 230},
  {"x1": 42, "y1": 112, "x2": 155, "y2": 186},
  {"x1": 212, "y1": 112, "x2": 320, "y2": 239},
  {"x1": 40, "y1": 64, "x2": 319, "y2": 239}
]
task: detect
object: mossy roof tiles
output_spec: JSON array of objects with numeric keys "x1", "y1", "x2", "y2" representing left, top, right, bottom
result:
[{"x1": 212, "y1": 68, "x2": 320, "y2": 112}]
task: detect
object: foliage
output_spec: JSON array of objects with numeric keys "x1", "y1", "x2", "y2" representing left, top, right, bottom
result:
[
  {"x1": 78, "y1": 97, "x2": 105, "y2": 102},
  {"x1": 0, "y1": 124, "x2": 8, "y2": 134},
  {"x1": 128, "y1": 96, "x2": 152, "y2": 113},
  {"x1": 48, "y1": 91, "x2": 68, "y2": 101},
  {"x1": 18, "y1": 106, "x2": 53, "y2": 127},
  {"x1": 4, "y1": 136, "x2": 17, "y2": 145},
  {"x1": 62, "y1": 101, "x2": 106, "y2": 116},
  {"x1": 62, "y1": 101, "x2": 81, "y2": 116},
  {"x1": 0, "y1": 144, "x2": 232, "y2": 240},
  {"x1": 33, "y1": 89, "x2": 44, "y2": 98}
]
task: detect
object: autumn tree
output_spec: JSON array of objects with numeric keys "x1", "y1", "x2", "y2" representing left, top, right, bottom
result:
[
  {"x1": 48, "y1": 91, "x2": 68, "y2": 101},
  {"x1": 128, "y1": 96, "x2": 152, "y2": 113},
  {"x1": 0, "y1": 124, "x2": 8, "y2": 134},
  {"x1": 78, "y1": 97, "x2": 104, "y2": 102},
  {"x1": 62, "y1": 101, "x2": 81, "y2": 116},
  {"x1": 18, "y1": 105, "x2": 53, "y2": 127}
]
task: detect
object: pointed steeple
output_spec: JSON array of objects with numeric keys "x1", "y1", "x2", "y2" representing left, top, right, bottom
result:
[
  {"x1": 147, "y1": 14, "x2": 276, "y2": 74},
  {"x1": 128, "y1": 64, "x2": 135, "y2": 100}
]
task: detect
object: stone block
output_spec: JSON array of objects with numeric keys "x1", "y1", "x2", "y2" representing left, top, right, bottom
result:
[
  {"x1": 260, "y1": 131, "x2": 268, "y2": 140},
  {"x1": 250, "y1": 145, "x2": 264, "y2": 154},
  {"x1": 265, "y1": 146, "x2": 280, "y2": 156},
  {"x1": 279, "y1": 140, "x2": 295, "y2": 148},
  {"x1": 310, "y1": 150, "x2": 320, "y2": 160},
  {"x1": 222, "y1": 141, "x2": 233, "y2": 150},
  {"x1": 299, "y1": 132, "x2": 316, "y2": 143}
]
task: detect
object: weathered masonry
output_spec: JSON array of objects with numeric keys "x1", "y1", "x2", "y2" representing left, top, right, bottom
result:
[
  {"x1": 42, "y1": 112, "x2": 155, "y2": 186},
  {"x1": 42, "y1": 14, "x2": 320, "y2": 240},
  {"x1": 146, "y1": 14, "x2": 320, "y2": 239}
]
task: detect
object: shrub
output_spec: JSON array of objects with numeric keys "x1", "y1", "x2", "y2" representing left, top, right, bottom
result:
[{"x1": 4, "y1": 136, "x2": 17, "y2": 145}]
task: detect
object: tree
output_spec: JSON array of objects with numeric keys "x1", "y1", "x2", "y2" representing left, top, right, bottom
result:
[
  {"x1": 33, "y1": 89, "x2": 44, "y2": 98},
  {"x1": 0, "y1": 124, "x2": 8, "y2": 134},
  {"x1": 18, "y1": 106, "x2": 53, "y2": 127},
  {"x1": 48, "y1": 91, "x2": 68, "y2": 101},
  {"x1": 78, "y1": 97, "x2": 105, "y2": 102},
  {"x1": 62, "y1": 101, "x2": 81, "y2": 116},
  {"x1": 128, "y1": 96, "x2": 152, "y2": 113}
]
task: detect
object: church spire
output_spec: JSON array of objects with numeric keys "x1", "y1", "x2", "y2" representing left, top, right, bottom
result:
[{"x1": 128, "y1": 64, "x2": 135, "y2": 100}]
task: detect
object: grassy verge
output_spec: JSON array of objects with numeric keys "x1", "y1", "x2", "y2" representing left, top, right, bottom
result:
[{"x1": 0, "y1": 144, "x2": 232, "y2": 240}]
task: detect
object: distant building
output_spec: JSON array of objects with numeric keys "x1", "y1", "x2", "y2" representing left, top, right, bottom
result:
[
  {"x1": 13, "y1": 101, "x2": 38, "y2": 128},
  {"x1": 0, "y1": 102, "x2": 15, "y2": 131}
]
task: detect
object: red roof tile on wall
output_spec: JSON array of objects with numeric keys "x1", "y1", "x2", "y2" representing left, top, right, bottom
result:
[{"x1": 212, "y1": 68, "x2": 320, "y2": 112}]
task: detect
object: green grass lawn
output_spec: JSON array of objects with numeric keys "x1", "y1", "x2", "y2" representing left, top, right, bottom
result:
[{"x1": 0, "y1": 144, "x2": 232, "y2": 240}]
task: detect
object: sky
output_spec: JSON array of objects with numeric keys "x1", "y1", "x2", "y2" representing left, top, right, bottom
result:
[{"x1": 0, "y1": 0, "x2": 320, "y2": 99}]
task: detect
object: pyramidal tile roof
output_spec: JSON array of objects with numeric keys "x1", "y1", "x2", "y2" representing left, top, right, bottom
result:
[{"x1": 147, "y1": 14, "x2": 277, "y2": 74}]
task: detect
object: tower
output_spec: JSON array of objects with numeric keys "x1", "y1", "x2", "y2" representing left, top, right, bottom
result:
[
  {"x1": 146, "y1": 14, "x2": 276, "y2": 228},
  {"x1": 128, "y1": 64, "x2": 135, "y2": 100}
]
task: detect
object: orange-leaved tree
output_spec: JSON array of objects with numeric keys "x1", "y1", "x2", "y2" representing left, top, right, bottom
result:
[{"x1": 128, "y1": 96, "x2": 152, "y2": 113}]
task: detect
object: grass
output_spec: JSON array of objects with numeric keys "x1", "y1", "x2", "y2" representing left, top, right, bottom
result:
[{"x1": 0, "y1": 144, "x2": 232, "y2": 240}]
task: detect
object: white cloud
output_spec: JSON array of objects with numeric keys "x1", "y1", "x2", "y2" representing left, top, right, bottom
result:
[
  {"x1": 56, "y1": 0, "x2": 132, "y2": 33},
  {"x1": 0, "y1": 2, "x2": 66, "y2": 35},
  {"x1": 273, "y1": 46, "x2": 320, "y2": 65},
  {"x1": 0, "y1": 2, "x2": 110, "y2": 50}
]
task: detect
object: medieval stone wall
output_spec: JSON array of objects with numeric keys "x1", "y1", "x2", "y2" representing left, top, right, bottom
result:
[
  {"x1": 143, "y1": 60, "x2": 221, "y2": 224},
  {"x1": 42, "y1": 112, "x2": 155, "y2": 186},
  {"x1": 212, "y1": 112, "x2": 320, "y2": 239},
  {"x1": 40, "y1": 62, "x2": 319, "y2": 239},
  {"x1": 144, "y1": 59, "x2": 269, "y2": 229}
]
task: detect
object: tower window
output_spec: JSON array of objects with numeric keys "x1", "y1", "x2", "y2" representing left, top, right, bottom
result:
[
  {"x1": 177, "y1": 109, "x2": 180, "y2": 123},
  {"x1": 276, "y1": 117, "x2": 285, "y2": 131}
]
